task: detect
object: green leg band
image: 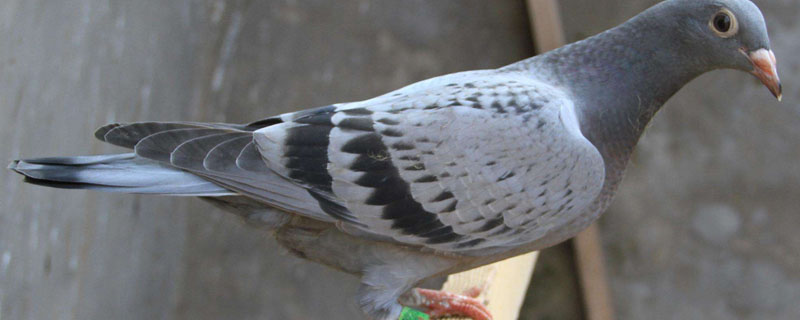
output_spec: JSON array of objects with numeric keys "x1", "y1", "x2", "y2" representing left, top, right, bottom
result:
[{"x1": 398, "y1": 306, "x2": 430, "y2": 320}]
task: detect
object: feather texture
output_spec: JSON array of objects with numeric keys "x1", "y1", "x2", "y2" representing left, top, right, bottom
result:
[
  {"x1": 252, "y1": 72, "x2": 605, "y2": 252},
  {"x1": 8, "y1": 154, "x2": 233, "y2": 196}
]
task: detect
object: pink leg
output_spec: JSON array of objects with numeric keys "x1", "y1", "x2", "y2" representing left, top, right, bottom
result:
[{"x1": 398, "y1": 288, "x2": 493, "y2": 320}]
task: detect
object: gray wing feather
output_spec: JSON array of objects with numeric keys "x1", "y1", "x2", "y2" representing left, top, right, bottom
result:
[
  {"x1": 98, "y1": 121, "x2": 337, "y2": 222},
  {"x1": 100, "y1": 123, "x2": 201, "y2": 148},
  {"x1": 170, "y1": 133, "x2": 245, "y2": 170},
  {"x1": 255, "y1": 71, "x2": 606, "y2": 253},
  {"x1": 135, "y1": 128, "x2": 222, "y2": 162}
]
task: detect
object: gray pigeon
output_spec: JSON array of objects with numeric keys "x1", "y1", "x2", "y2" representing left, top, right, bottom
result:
[{"x1": 8, "y1": 0, "x2": 781, "y2": 319}]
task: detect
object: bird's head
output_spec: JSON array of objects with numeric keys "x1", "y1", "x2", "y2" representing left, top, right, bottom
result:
[{"x1": 667, "y1": 0, "x2": 781, "y2": 100}]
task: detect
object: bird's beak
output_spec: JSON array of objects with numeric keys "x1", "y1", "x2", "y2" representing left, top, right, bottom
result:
[{"x1": 742, "y1": 48, "x2": 782, "y2": 101}]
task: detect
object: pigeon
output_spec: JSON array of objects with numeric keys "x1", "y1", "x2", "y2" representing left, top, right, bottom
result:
[{"x1": 8, "y1": 0, "x2": 781, "y2": 319}]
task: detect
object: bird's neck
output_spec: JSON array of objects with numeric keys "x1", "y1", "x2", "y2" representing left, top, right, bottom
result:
[{"x1": 509, "y1": 10, "x2": 712, "y2": 178}]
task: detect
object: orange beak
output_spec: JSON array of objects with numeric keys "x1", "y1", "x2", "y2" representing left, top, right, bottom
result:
[{"x1": 743, "y1": 48, "x2": 782, "y2": 101}]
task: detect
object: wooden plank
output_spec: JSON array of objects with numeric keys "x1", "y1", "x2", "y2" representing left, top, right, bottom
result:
[
  {"x1": 573, "y1": 222, "x2": 615, "y2": 320},
  {"x1": 441, "y1": 253, "x2": 539, "y2": 320},
  {"x1": 525, "y1": 1, "x2": 616, "y2": 320},
  {"x1": 526, "y1": 0, "x2": 566, "y2": 52}
]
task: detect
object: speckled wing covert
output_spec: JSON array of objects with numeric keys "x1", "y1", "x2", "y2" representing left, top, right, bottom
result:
[{"x1": 253, "y1": 69, "x2": 606, "y2": 253}]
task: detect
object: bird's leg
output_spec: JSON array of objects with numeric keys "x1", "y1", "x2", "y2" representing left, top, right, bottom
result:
[{"x1": 398, "y1": 288, "x2": 493, "y2": 320}]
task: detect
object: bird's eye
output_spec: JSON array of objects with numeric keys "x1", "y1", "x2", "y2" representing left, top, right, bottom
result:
[
  {"x1": 709, "y1": 9, "x2": 738, "y2": 38},
  {"x1": 714, "y1": 13, "x2": 731, "y2": 32}
]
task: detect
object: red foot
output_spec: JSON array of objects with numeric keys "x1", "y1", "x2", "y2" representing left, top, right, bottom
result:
[
  {"x1": 462, "y1": 286, "x2": 483, "y2": 299},
  {"x1": 399, "y1": 288, "x2": 493, "y2": 320}
]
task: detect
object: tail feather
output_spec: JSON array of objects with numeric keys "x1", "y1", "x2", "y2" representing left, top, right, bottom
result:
[
  {"x1": 8, "y1": 153, "x2": 235, "y2": 196},
  {"x1": 9, "y1": 119, "x2": 340, "y2": 223}
]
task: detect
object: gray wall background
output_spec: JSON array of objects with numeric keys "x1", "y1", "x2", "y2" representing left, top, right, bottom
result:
[{"x1": 1, "y1": 0, "x2": 798, "y2": 320}]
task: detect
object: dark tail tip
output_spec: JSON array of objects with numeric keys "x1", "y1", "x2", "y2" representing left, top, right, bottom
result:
[{"x1": 7, "y1": 160, "x2": 82, "y2": 189}]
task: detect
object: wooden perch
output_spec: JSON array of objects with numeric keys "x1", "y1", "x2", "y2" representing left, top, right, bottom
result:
[{"x1": 441, "y1": 253, "x2": 539, "y2": 320}]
